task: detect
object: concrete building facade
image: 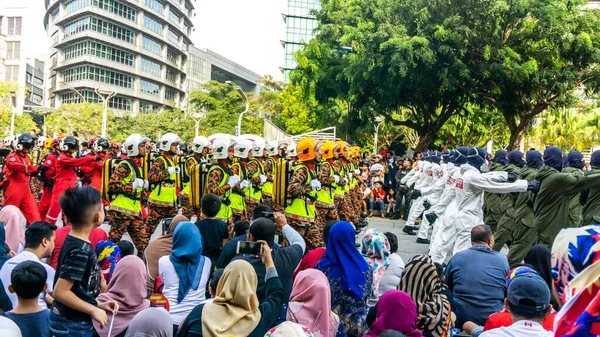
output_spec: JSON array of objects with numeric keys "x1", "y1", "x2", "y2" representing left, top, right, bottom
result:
[
  {"x1": 282, "y1": 0, "x2": 319, "y2": 81},
  {"x1": 44, "y1": 0, "x2": 195, "y2": 114}
]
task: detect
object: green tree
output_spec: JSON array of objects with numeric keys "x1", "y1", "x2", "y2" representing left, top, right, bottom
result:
[
  {"x1": 527, "y1": 107, "x2": 600, "y2": 151},
  {"x1": 439, "y1": 105, "x2": 510, "y2": 148},
  {"x1": 0, "y1": 104, "x2": 37, "y2": 137},
  {"x1": 45, "y1": 103, "x2": 105, "y2": 139},
  {"x1": 293, "y1": 0, "x2": 478, "y2": 150},
  {"x1": 461, "y1": 0, "x2": 600, "y2": 149}
]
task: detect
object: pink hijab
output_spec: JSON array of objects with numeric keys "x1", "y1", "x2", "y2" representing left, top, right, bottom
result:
[
  {"x1": 93, "y1": 256, "x2": 151, "y2": 337},
  {"x1": 0, "y1": 206, "x2": 25, "y2": 253},
  {"x1": 287, "y1": 269, "x2": 339, "y2": 337}
]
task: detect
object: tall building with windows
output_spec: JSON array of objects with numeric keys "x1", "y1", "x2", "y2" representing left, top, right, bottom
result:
[
  {"x1": 44, "y1": 0, "x2": 194, "y2": 114},
  {"x1": 1, "y1": 1, "x2": 47, "y2": 115},
  {"x1": 282, "y1": 0, "x2": 320, "y2": 81}
]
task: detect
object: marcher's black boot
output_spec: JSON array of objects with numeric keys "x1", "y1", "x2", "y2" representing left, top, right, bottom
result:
[{"x1": 416, "y1": 238, "x2": 431, "y2": 244}]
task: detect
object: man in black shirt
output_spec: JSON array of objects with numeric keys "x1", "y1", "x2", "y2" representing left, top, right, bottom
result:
[
  {"x1": 390, "y1": 158, "x2": 413, "y2": 219},
  {"x1": 49, "y1": 187, "x2": 118, "y2": 336},
  {"x1": 233, "y1": 212, "x2": 305, "y2": 324},
  {"x1": 194, "y1": 194, "x2": 229, "y2": 265}
]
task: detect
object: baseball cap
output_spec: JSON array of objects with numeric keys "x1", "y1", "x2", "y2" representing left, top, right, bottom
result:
[{"x1": 507, "y1": 273, "x2": 550, "y2": 312}]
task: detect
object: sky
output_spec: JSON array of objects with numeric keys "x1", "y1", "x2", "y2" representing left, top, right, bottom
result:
[{"x1": 27, "y1": 0, "x2": 287, "y2": 80}]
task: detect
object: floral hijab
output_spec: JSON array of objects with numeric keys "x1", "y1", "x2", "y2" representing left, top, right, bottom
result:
[{"x1": 361, "y1": 229, "x2": 391, "y2": 296}]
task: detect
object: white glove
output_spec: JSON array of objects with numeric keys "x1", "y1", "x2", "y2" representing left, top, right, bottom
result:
[
  {"x1": 167, "y1": 167, "x2": 177, "y2": 175},
  {"x1": 132, "y1": 178, "x2": 145, "y2": 189},
  {"x1": 259, "y1": 174, "x2": 267, "y2": 184},
  {"x1": 354, "y1": 169, "x2": 360, "y2": 175},
  {"x1": 228, "y1": 175, "x2": 241, "y2": 187},
  {"x1": 143, "y1": 180, "x2": 149, "y2": 189},
  {"x1": 344, "y1": 177, "x2": 349, "y2": 184},
  {"x1": 334, "y1": 175, "x2": 340, "y2": 184},
  {"x1": 310, "y1": 180, "x2": 322, "y2": 191},
  {"x1": 240, "y1": 180, "x2": 252, "y2": 189}
]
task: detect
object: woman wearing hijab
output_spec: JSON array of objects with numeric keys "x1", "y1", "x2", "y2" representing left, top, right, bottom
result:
[
  {"x1": 287, "y1": 269, "x2": 345, "y2": 337},
  {"x1": 264, "y1": 322, "x2": 314, "y2": 337},
  {"x1": 145, "y1": 215, "x2": 188, "y2": 292},
  {"x1": 315, "y1": 221, "x2": 373, "y2": 337},
  {"x1": 159, "y1": 222, "x2": 211, "y2": 328},
  {"x1": 0, "y1": 224, "x2": 14, "y2": 311},
  {"x1": 398, "y1": 255, "x2": 450, "y2": 337},
  {"x1": 177, "y1": 247, "x2": 284, "y2": 337},
  {"x1": 361, "y1": 229, "x2": 405, "y2": 306},
  {"x1": 525, "y1": 244, "x2": 560, "y2": 310},
  {"x1": 124, "y1": 308, "x2": 173, "y2": 337},
  {"x1": 0, "y1": 205, "x2": 26, "y2": 253},
  {"x1": 93, "y1": 256, "x2": 151, "y2": 337},
  {"x1": 551, "y1": 225, "x2": 600, "y2": 337},
  {"x1": 365, "y1": 290, "x2": 423, "y2": 337}
]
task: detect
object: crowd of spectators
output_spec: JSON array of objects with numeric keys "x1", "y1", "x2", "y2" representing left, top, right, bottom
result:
[{"x1": 0, "y1": 184, "x2": 596, "y2": 337}]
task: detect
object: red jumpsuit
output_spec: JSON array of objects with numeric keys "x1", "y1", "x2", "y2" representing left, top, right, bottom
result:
[
  {"x1": 3, "y1": 151, "x2": 41, "y2": 224},
  {"x1": 38, "y1": 153, "x2": 58, "y2": 219},
  {"x1": 79, "y1": 153, "x2": 109, "y2": 191},
  {"x1": 45, "y1": 153, "x2": 96, "y2": 224}
]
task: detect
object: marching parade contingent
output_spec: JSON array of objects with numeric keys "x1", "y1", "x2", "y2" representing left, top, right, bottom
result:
[{"x1": 0, "y1": 131, "x2": 599, "y2": 337}]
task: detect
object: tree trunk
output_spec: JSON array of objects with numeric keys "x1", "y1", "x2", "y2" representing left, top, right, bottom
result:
[
  {"x1": 415, "y1": 130, "x2": 436, "y2": 151},
  {"x1": 506, "y1": 115, "x2": 532, "y2": 150}
]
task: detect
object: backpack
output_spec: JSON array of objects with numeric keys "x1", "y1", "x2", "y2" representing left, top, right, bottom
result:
[
  {"x1": 177, "y1": 155, "x2": 196, "y2": 191},
  {"x1": 101, "y1": 158, "x2": 142, "y2": 202},
  {"x1": 189, "y1": 162, "x2": 212, "y2": 209},
  {"x1": 272, "y1": 158, "x2": 294, "y2": 207}
]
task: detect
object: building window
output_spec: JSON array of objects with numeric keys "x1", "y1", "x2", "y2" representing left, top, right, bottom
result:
[
  {"x1": 168, "y1": 9, "x2": 180, "y2": 25},
  {"x1": 140, "y1": 79, "x2": 160, "y2": 96},
  {"x1": 165, "y1": 88, "x2": 177, "y2": 102},
  {"x1": 26, "y1": 73, "x2": 33, "y2": 84},
  {"x1": 143, "y1": 15, "x2": 163, "y2": 35},
  {"x1": 166, "y1": 67, "x2": 178, "y2": 85},
  {"x1": 63, "y1": 65, "x2": 133, "y2": 89},
  {"x1": 5, "y1": 66, "x2": 19, "y2": 81},
  {"x1": 64, "y1": 17, "x2": 136, "y2": 43},
  {"x1": 144, "y1": 0, "x2": 164, "y2": 15},
  {"x1": 63, "y1": 41, "x2": 135, "y2": 67},
  {"x1": 140, "y1": 101, "x2": 160, "y2": 113},
  {"x1": 64, "y1": 17, "x2": 91, "y2": 37},
  {"x1": 50, "y1": 8, "x2": 59, "y2": 24},
  {"x1": 93, "y1": 0, "x2": 137, "y2": 21},
  {"x1": 142, "y1": 35, "x2": 162, "y2": 55},
  {"x1": 7, "y1": 17, "x2": 22, "y2": 36},
  {"x1": 167, "y1": 29, "x2": 179, "y2": 45},
  {"x1": 6, "y1": 42, "x2": 20, "y2": 59},
  {"x1": 141, "y1": 57, "x2": 161, "y2": 76},
  {"x1": 65, "y1": 0, "x2": 91, "y2": 14},
  {"x1": 61, "y1": 90, "x2": 131, "y2": 111},
  {"x1": 33, "y1": 77, "x2": 43, "y2": 88},
  {"x1": 32, "y1": 94, "x2": 43, "y2": 105},
  {"x1": 166, "y1": 47, "x2": 178, "y2": 66}
]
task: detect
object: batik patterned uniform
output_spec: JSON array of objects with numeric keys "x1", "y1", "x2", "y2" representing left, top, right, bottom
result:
[
  {"x1": 331, "y1": 159, "x2": 351, "y2": 222},
  {"x1": 315, "y1": 160, "x2": 339, "y2": 228},
  {"x1": 285, "y1": 164, "x2": 323, "y2": 250},
  {"x1": 180, "y1": 155, "x2": 201, "y2": 219},
  {"x1": 146, "y1": 155, "x2": 179, "y2": 241},
  {"x1": 207, "y1": 161, "x2": 234, "y2": 231},
  {"x1": 244, "y1": 158, "x2": 263, "y2": 217},
  {"x1": 107, "y1": 159, "x2": 147, "y2": 257},
  {"x1": 230, "y1": 161, "x2": 248, "y2": 222}
]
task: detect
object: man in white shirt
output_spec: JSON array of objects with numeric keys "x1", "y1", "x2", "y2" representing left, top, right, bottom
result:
[
  {"x1": 0, "y1": 221, "x2": 57, "y2": 308},
  {"x1": 480, "y1": 273, "x2": 553, "y2": 337}
]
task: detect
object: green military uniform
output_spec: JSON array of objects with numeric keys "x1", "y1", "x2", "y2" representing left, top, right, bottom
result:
[
  {"x1": 493, "y1": 164, "x2": 521, "y2": 251},
  {"x1": 506, "y1": 165, "x2": 538, "y2": 266},
  {"x1": 581, "y1": 167, "x2": 600, "y2": 226},
  {"x1": 562, "y1": 167, "x2": 584, "y2": 228},
  {"x1": 533, "y1": 166, "x2": 600, "y2": 246},
  {"x1": 484, "y1": 162, "x2": 506, "y2": 233}
]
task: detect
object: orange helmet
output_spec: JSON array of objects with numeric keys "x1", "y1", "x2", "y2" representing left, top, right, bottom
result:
[
  {"x1": 297, "y1": 137, "x2": 317, "y2": 162},
  {"x1": 349, "y1": 146, "x2": 361, "y2": 159},
  {"x1": 320, "y1": 141, "x2": 335, "y2": 160},
  {"x1": 335, "y1": 140, "x2": 347, "y2": 157}
]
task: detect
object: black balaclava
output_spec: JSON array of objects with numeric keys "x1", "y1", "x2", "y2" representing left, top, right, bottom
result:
[
  {"x1": 492, "y1": 150, "x2": 509, "y2": 165},
  {"x1": 508, "y1": 150, "x2": 525, "y2": 168},
  {"x1": 526, "y1": 150, "x2": 543, "y2": 169},
  {"x1": 456, "y1": 147, "x2": 469, "y2": 165},
  {"x1": 543, "y1": 146, "x2": 564, "y2": 171},
  {"x1": 567, "y1": 151, "x2": 585, "y2": 170},
  {"x1": 467, "y1": 147, "x2": 489, "y2": 172},
  {"x1": 591, "y1": 150, "x2": 600, "y2": 168}
]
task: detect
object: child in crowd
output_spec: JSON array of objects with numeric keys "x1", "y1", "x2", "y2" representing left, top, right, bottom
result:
[
  {"x1": 5, "y1": 261, "x2": 50, "y2": 337},
  {"x1": 386, "y1": 189, "x2": 396, "y2": 216},
  {"x1": 117, "y1": 240, "x2": 135, "y2": 257},
  {"x1": 194, "y1": 194, "x2": 229, "y2": 266},
  {"x1": 49, "y1": 187, "x2": 119, "y2": 337}
]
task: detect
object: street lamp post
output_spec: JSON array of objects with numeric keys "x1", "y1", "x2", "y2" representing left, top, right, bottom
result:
[
  {"x1": 9, "y1": 90, "x2": 16, "y2": 136},
  {"x1": 225, "y1": 81, "x2": 249, "y2": 136},
  {"x1": 59, "y1": 81, "x2": 86, "y2": 102},
  {"x1": 95, "y1": 88, "x2": 116, "y2": 138},
  {"x1": 190, "y1": 110, "x2": 207, "y2": 137},
  {"x1": 373, "y1": 116, "x2": 384, "y2": 155}
]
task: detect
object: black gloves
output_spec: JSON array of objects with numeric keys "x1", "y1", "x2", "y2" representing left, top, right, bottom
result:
[
  {"x1": 425, "y1": 212, "x2": 438, "y2": 224},
  {"x1": 95, "y1": 156, "x2": 103, "y2": 161},
  {"x1": 527, "y1": 180, "x2": 540, "y2": 192},
  {"x1": 423, "y1": 200, "x2": 432, "y2": 210},
  {"x1": 0, "y1": 148, "x2": 10, "y2": 157},
  {"x1": 411, "y1": 190, "x2": 422, "y2": 199},
  {"x1": 507, "y1": 171, "x2": 518, "y2": 182}
]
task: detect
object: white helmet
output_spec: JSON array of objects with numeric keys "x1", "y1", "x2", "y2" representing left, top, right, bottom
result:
[
  {"x1": 287, "y1": 141, "x2": 298, "y2": 157},
  {"x1": 4, "y1": 136, "x2": 14, "y2": 147},
  {"x1": 265, "y1": 140, "x2": 278, "y2": 157},
  {"x1": 158, "y1": 132, "x2": 182, "y2": 152},
  {"x1": 251, "y1": 138, "x2": 266, "y2": 157},
  {"x1": 233, "y1": 139, "x2": 254, "y2": 158},
  {"x1": 37, "y1": 136, "x2": 47, "y2": 148},
  {"x1": 192, "y1": 136, "x2": 211, "y2": 154},
  {"x1": 124, "y1": 134, "x2": 149, "y2": 157},
  {"x1": 211, "y1": 136, "x2": 235, "y2": 160}
]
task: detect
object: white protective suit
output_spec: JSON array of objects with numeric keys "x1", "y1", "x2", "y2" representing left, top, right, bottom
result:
[
  {"x1": 405, "y1": 161, "x2": 440, "y2": 229},
  {"x1": 417, "y1": 162, "x2": 459, "y2": 240},
  {"x1": 430, "y1": 164, "x2": 528, "y2": 262}
]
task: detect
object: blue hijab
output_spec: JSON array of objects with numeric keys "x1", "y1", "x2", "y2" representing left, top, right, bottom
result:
[
  {"x1": 317, "y1": 221, "x2": 370, "y2": 298},
  {"x1": 170, "y1": 222, "x2": 205, "y2": 303},
  {"x1": 0, "y1": 225, "x2": 10, "y2": 269}
]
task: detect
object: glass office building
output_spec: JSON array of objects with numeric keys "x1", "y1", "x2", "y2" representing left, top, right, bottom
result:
[
  {"x1": 283, "y1": 0, "x2": 320, "y2": 81},
  {"x1": 44, "y1": 0, "x2": 195, "y2": 113}
]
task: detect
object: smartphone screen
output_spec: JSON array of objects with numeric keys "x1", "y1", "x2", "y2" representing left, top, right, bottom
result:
[{"x1": 236, "y1": 241, "x2": 263, "y2": 256}]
